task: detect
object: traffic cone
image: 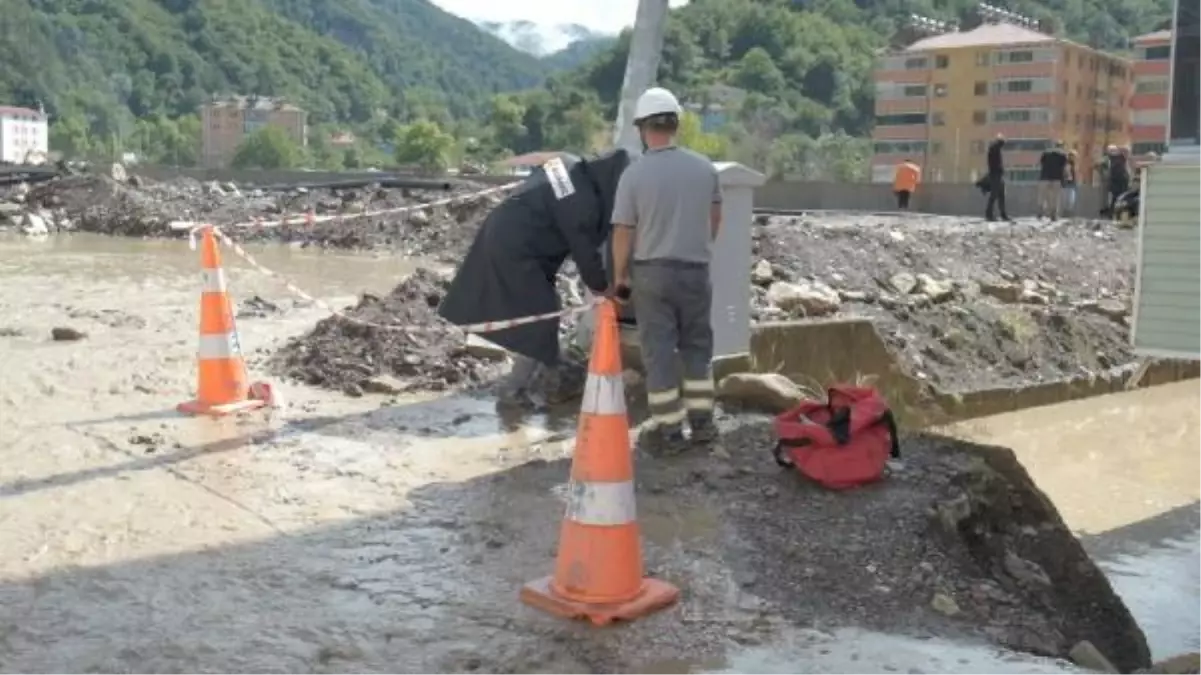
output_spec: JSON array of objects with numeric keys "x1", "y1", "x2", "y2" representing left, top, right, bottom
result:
[
  {"x1": 520, "y1": 300, "x2": 679, "y2": 625},
  {"x1": 177, "y1": 226, "x2": 266, "y2": 417}
]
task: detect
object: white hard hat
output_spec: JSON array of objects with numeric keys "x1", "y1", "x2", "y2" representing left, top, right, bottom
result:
[{"x1": 634, "y1": 87, "x2": 682, "y2": 123}]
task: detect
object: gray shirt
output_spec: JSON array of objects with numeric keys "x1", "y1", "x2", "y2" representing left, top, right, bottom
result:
[{"x1": 611, "y1": 145, "x2": 722, "y2": 264}]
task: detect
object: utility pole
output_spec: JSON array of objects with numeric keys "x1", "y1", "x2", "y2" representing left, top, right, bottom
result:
[{"x1": 574, "y1": 0, "x2": 671, "y2": 353}]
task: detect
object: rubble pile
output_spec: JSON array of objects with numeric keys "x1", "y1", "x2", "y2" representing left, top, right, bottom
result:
[
  {"x1": 747, "y1": 214, "x2": 1138, "y2": 391},
  {"x1": 268, "y1": 268, "x2": 511, "y2": 395},
  {"x1": 0, "y1": 172, "x2": 502, "y2": 256}
]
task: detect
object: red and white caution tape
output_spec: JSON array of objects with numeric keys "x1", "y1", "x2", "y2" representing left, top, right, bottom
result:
[
  {"x1": 187, "y1": 223, "x2": 596, "y2": 335},
  {"x1": 169, "y1": 181, "x2": 521, "y2": 232}
]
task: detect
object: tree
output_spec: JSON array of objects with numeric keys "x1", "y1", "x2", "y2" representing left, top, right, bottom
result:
[
  {"x1": 485, "y1": 94, "x2": 528, "y2": 155},
  {"x1": 394, "y1": 119, "x2": 454, "y2": 172},
  {"x1": 49, "y1": 113, "x2": 92, "y2": 158},
  {"x1": 231, "y1": 126, "x2": 303, "y2": 169},
  {"x1": 676, "y1": 111, "x2": 729, "y2": 160},
  {"x1": 732, "y1": 47, "x2": 787, "y2": 95}
]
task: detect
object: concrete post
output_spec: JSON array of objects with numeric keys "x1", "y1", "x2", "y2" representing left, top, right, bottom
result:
[
  {"x1": 572, "y1": 0, "x2": 671, "y2": 356},
  {"x1": 710, "y1": 162, "x2": 766, "y2": 366}
]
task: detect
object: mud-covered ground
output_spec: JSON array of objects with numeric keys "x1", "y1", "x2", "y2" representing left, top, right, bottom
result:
[{"x1": 0, "y1": 230, "x2": 1184, "y2": 674}]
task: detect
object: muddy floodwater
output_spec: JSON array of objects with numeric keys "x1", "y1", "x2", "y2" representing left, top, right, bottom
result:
[{"x1": 0, "y1": 233, "x2": 1195, "y2": 673}]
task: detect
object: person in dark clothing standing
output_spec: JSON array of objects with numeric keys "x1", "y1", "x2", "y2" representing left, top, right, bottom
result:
[
  {"x1": 1036, "y1": 140, "x2": 1068, "y2": 221},
  {"x1": 1103, "y1": 144, "x2": 1131, "y2": 219},
  {"x1": 984, "y1": 134, "x2": 1011, "y2": 222}
]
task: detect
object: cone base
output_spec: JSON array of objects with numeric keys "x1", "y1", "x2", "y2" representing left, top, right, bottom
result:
[
  {"x1": 520, "y1": 575, "x2": 679, "y2": 626},
  {"x1": 177, "y1": 398, "x2": 266, "y2": 417}
]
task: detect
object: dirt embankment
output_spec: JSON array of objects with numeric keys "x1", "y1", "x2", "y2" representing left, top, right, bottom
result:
[
  {"x1": 750, "y1": 214, "x2": 1138, "y2": 392},
  {"x1": 683, "y1": 421, "x2": 1151, "y2": 672}
]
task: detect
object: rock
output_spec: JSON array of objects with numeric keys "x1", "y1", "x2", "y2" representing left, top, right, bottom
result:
[
  {"x1": 930, "y1": 592, "x2": 961, "y2": 617},
  {"x1": 221, "y1": 182, "x2": 240, "y2": 195},
  {"x1": 1146, "y1": 652, "x2": 1201, "y2": 674},
  {"x1": 1003, "y1": 551, "x2": 1052, "y2": 587},
  {"x1": 1088, "y1": 299, "x2": 1128, "y2": 322},
  {"x1": 717, "y1": 372, "x2": 804, "y2": 413},
  {"x1": 464, "y1": 334, "x2": 508, "y2": 361},
  {"x1": 206, "y1": 181, "x2": 225, "y2": 195},
  {"x1": 409, "y1": 209, "x2": 430, "y2": 226},
  {"x1": 889, "y1": 272, "x2": 918, "y2": 295},
  {"x1": 1019, "y1": 289, "x2": 1051, "y2": 305},
  {"x1": 839, "y1": 289, "x2": 871, "y2": 303},
  {"x1": 51, "y1": 326, "x2": 86, "y2": 341},
  {"x1": 766, "y1": 281, "x2": 840, "y2": 317},
  {"x1": 1069, "y1": 640, "x2": 1119, "y2": 673},
  {"x1": 979, "y1": 279, "x2": 1023, "y2": 303},
  {"x1": 752, "y1": 260, "x2": 775, "y2": 286},
  {"x1": 361, "y1": 375, "x2": 406, "y2": 395},
  {"x1": 916, "y1": 274, "x2": 955, "y2": 303},
  {"x1": 21, "y1": 212, "x2": 48, "y2": 236},
  {"x1": 0, "y1": 202, "x2": 22, "y2": 217}
]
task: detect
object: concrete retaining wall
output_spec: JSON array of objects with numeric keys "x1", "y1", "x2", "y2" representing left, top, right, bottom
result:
[
  {"x1": 750, "y1": 319, "x2": 1199, "y2": 428},
  {"x1": 755, "y1": 180, "x2": 1107, "y2": 218},
  {"x1": 129, "y1": 165, "x2": 516, "y2": 188},
  {"x1": 130, "y1": 166, "x2": 1104, "y2": 219}
]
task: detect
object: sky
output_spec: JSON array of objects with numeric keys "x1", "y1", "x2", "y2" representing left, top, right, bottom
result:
[{"x1": 430, "y1": 0, "x2": 690, "y2": 34}]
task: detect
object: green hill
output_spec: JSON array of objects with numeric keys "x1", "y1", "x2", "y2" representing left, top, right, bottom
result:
[{"x1": 0, "y1": 0, "x2": 547, "y2": 136}]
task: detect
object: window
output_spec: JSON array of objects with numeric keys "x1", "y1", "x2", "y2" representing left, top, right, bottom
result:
[
  {"x1": 1132, "y1": 141, "x2": 1167, "y2": 155},
  {"x1": 1076, "y1": 84, "x2": 1083, "y2": 98},
  {"x1": 875, "y1": 113, "x2": 928, "y2": 126},
  {"x1": 1134, "y1": 76, "x2": 1170, "y2": 94},
  {"x1": 972, "y1": 110, "x2": 987, "y2": 125},
  {"x1": 1144, "y1": 45, "x2": 1171, "y2": 60},
  {"x1": 991, "y1": 77, "x2": 1051, "y2": 94},
  {"x1": 873, "y1": 140, "x2": 927, "y2": 154},
  {"x1": 933, "y1": 83, "x2": 948, "y2": 97},
  {"x1": 901, "y1": 84, "x2": 928, "y2": 97},
  {"x1": 1004, "y1": 139, "x2": 1054, "y2": 151},
  {"x1": 974, "y1": 81, "x2": 987, "y2": 95},
  {"x1": 935, "y1": 54, "x2": 949, "y2": 68},
  {"x1": 1075, "y1": 113, "x2": 1081, "y2": 125},
  {"x1": 1003, "y1": 50, "x2": 1034, "y2": 63},
  {"x1": 991, "y1": 108, "x2": 1054, "y2": 123},
  {"x1": 1007, "y1": 79, "x2": 1033, "y2": 92},
  {"x1": 932, "y1": 111, "x2": 945, "y2": 126},
  {"x1": 904, "y1": 57, "x2": 928, "y2": 70},
  {"x1": 976, "y1": 51, "x2": 990, "y2": 66}
]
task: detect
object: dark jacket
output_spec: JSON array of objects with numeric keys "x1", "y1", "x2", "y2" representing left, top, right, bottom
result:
[
  {"x1": 1038, "y1": 148, "x2": 1068, "y2": 182},
  {"x1": 438, "y1": 149, "x2": 630, "y2": 365},
  {"x1": 987, "y1": 139, "x2": 1006, "y2": 176},
  {"x1": 1106, "y1": 151, "x2": 1130, "y2": 186}
]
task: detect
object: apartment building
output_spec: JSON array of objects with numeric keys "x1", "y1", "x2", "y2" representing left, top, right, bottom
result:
[
  {"x1": 1130, "y1": 29, "x2": 1173, "y2": 160},
  {"x1": 871, "y1": 22, "x2": 1132, "y2": 185},
  {"x1": 200, "y1": 96, "x2": 307, "y2": 168},
  {"x1": 0, "y1": 105, "x2": 49, "y2": 165}
]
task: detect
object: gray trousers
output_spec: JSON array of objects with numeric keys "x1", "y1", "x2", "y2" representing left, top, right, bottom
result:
[{"x1": 631, "y1": 260, "x2": 715, "y2": 431}]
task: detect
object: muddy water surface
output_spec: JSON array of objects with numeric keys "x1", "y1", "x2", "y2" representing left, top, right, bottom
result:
[{"x1": 0, "y1": 232, "x2": 1191, "y2": 673}]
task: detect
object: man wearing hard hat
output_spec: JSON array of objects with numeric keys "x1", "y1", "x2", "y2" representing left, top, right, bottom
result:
[{"x1": 609, "y1": 87, "x2": 723, "y2": 453}]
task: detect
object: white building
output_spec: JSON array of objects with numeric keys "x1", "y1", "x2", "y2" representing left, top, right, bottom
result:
[{"x1": 0, "y1": 105, "x2": 49, "y2": 165}]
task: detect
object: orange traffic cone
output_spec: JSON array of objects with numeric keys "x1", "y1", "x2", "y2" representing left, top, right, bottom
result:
[
  {"x1": 520, "y1": 300, "x2": 679, "y2": 625},
  {"x1": 177, "y1": 226, "x2": 266, "y2": 417}
]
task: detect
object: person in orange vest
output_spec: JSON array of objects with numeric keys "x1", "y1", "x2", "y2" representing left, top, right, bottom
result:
[{"x1": 892, "y1": 159, "x2": 921, "y2": 211}]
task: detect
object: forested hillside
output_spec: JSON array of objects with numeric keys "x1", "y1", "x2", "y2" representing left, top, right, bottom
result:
[{"x1": 0, "y1": 0, "x2": 544, "y2": 133}]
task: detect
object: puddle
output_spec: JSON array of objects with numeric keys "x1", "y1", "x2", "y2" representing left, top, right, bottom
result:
[{"x1": 643, "y1": 629, "x2": 1085, "y2": 667}]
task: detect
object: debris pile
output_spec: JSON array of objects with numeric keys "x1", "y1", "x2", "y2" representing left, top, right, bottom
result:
[
  {"x1": 747, "y1": 214, "x2": 1138, "y2": 391},
  {"x1": 269, "y1": 268, "x2": 511, "y2": 395},
  {"x1": 0, "y1": 172, "x2": 503, "y2": 256}
]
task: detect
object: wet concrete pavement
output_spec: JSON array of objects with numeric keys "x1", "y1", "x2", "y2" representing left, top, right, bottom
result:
[{"x1": 0, "y1": 232, "x2": 1193, "y2": 672}]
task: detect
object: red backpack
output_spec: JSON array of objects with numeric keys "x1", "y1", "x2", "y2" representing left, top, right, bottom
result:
[{"x1": 772, "y1": 386, "x2": 900, "y2": 490}]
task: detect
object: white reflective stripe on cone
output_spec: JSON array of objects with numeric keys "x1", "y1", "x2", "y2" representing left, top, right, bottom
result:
[
  {"x1": 648, "y1": 407, "x2": 687, "y2": 428},
  {"x1": 198, "y1": 333, "x2": 241, "y2": 359},
  {"x1": 580, "y1": 373, "x2": 626, "y2": 415},
  {"x1": 565, "y1": 480, "x2": 637, "y2": 526},
  {"x1": 201, "y1": 268, "x2": 226, "y2": 293},
  {"x1": 683, "y1": 397, "x2": 715, "y2": 410},
  {"x1": 647, "y1": 388, "x2": 679, "y2": 405},
  {"x1": 682, "y1": 378, "x2": 714, "y2": 393}
]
